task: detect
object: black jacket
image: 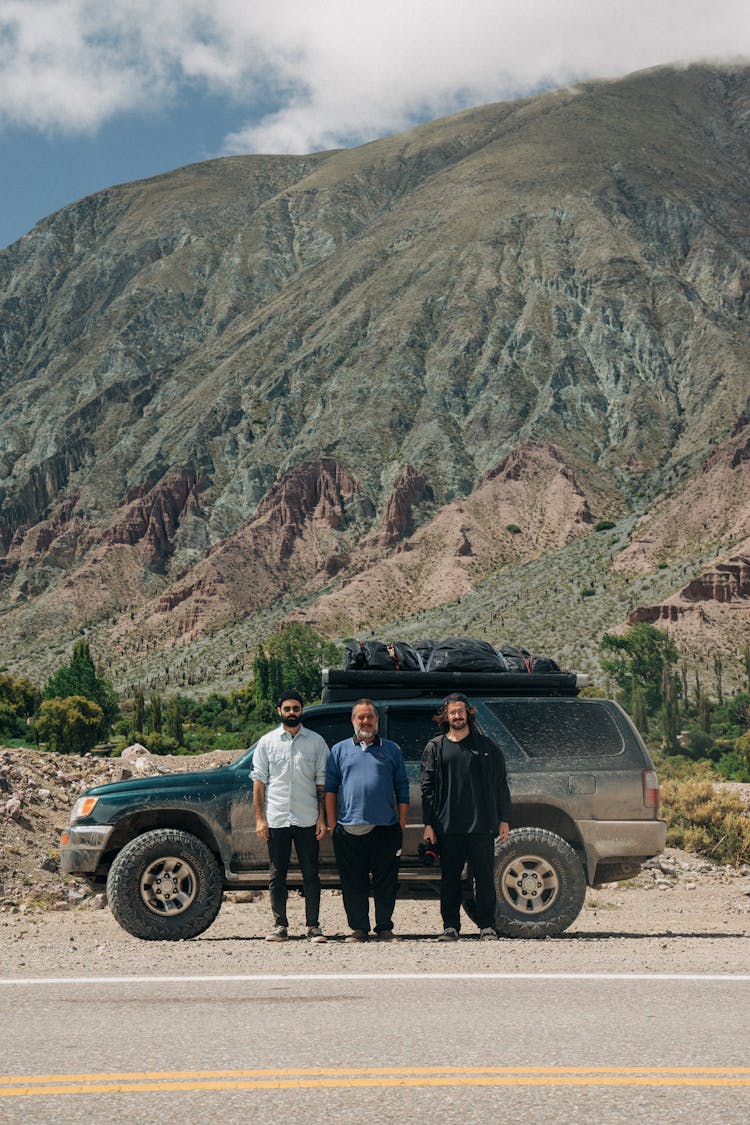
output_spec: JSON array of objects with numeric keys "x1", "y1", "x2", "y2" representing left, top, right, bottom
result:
[{"x1": 420, "y1": 729, "x2": 512, "y2": 833}]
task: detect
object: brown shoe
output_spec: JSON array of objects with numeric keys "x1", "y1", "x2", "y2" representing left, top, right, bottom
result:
[
  {"x1": 265, "y1": 925, "x2": 288, "y2": 942},
  {"x1": 374, "y1": 929, "x2": 400, "y2": 942},
  {"x1": 345, "y1": 929, "x2": 369, "y2": 942}
]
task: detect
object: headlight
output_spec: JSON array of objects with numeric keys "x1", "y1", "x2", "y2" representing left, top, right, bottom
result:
[{"x1": 70, "y1": 795, "x2": 100, "y2": 822}]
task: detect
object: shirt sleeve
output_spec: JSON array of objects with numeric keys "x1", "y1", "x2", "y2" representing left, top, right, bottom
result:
[
  {"x1": 314, "y1": 735, "x2": 329, "y2": 786},
  {"x1": 392, "y1": 744, "x2": 410, "y2": 806},
  {"x1": 420, "y1": 739, "x2": 437, "y2": 826},
  {"x1": 324, "y1": 745, "x2": 342, "y2": 794},
  {"x1": 250, "y1": 737, "x2": 270, "y2": 785},
  {"x1": 494, "y1": 743, "x2": 512, "y2": 824}
]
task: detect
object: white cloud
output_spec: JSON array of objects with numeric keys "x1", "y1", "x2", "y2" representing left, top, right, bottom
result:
[{"x1": 0, "y1": 0, "x2": 748, "y2": 146}]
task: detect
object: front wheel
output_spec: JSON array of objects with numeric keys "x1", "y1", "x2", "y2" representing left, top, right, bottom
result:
[
  {"x1": 494, "y1": 828, "x2": 586, "y2": 938},
  {"x1": 106, "y1": 829, "x2": 223, "y2": 940}
]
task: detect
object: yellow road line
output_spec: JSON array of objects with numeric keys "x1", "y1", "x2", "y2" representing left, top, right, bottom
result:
[
  {"x1": 4, "y1": 1065, "x2": 750, "y2": 1085},
  {"x1": 2, "y1": 1067, "x2": 750, "y2": 1097}
]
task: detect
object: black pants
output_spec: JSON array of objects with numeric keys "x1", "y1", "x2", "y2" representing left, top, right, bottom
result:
[
  {"x1": 267, "y1": 825, "x2": 320, "y2": 928},
  {"x1": 438, "y1": 832, "x2": 496, "y2": 932},
  {"x1": 332, "y1": 824, "x2": 402, "y2": 934}
]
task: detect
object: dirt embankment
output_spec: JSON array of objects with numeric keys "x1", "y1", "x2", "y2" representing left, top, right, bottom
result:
[{"x1": 0, "y1": 746, "x2": 236, "y2": 909}]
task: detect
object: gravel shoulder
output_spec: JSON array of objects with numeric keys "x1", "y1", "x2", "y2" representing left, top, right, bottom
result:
[{"x1": 2, "y1": 747, "x2": 749, "y2": 978}]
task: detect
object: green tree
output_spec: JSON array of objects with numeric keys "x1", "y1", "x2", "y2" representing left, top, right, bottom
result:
[
  {"x1": 661, "y1": 667, "x2": 679, "y2": 754},
  {"x1": 0, "y1": 673, "x2": 40, "y2": 737},
  {"x1": 133, "y1": 687, "x2": 145, "y2": 735},
  {"x1": 599, "y1": 623, "x2": 678, "y2": 716},
  {"x1": 43, "y1": 641, "x2": 119, "y2": 736},
  {"x1": 0, "y1": 674, "x2": 39, "y2": 718},
  {"x1": 252, "y1": 648, "x2": 270, "y2": 705},
  {"x1": 164, "y1": 697, "x2": 184, "y2": 746},
  {"x1": 713, "y1": 654, "x2": 724, "y2": 707},
  {"x1": 264, "y1": 623, "x2": 339, "y2": 702},
  {"x1": 727, "y1": 692, "x2": 750, "y2": 732},
  {"x1": 632, "y1": 688, "x2": 649, "y2": 736},
  {"x1": 150, "y1": 693, "x2": 162, "y2": 734},
  {"x1": 36, "y1": 696, "x2": 104, "y2": 754},
  {"x1": 699, "y1": 689, "x2": 711, "y2": 734}
]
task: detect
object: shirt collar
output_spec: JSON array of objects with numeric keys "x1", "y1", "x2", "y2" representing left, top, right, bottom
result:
[{"x1": 352, "y1": 735, "x2": 381, "y2": 748}]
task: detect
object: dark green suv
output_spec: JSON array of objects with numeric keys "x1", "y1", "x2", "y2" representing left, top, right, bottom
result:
[{"x1": 60, "y1": 669, "x2": 665, "y2": 941}]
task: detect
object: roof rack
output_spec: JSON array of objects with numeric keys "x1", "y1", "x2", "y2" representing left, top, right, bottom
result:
[{"x1": 320, "y1": 668, "x2": 584, "y2": 703}]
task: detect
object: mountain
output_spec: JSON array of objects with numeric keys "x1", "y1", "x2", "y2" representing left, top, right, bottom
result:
[{"x1": 1, "y1": 63, "x2": 749, "y2": 693}]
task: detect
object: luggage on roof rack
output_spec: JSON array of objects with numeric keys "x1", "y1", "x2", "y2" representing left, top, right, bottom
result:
[{"x1": 320, "y1": 667, "x2": 583, "y2": 703}]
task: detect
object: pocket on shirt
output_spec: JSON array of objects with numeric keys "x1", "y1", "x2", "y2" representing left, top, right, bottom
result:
[{"x1": 268, "y1": 749, "x2": 290, "y2": 778}]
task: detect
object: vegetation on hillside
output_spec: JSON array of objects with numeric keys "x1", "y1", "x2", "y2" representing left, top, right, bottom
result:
[
  {"x1": 3, "y1": 619, "x2": 750, "y2": 865},
  {"x1": 0, "y1": 624, "x2": 338, "y2": 757}
]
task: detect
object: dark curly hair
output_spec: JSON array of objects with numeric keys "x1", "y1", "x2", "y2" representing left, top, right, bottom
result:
[{"x1": 433, "y1": 692, "x2": 477, "y2": 732}]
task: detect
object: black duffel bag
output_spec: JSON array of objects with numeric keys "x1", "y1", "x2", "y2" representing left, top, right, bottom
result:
[
  {"x1": 343, "y1": 640, "x2": 421, "y2": 671},
  {"x1": 418, "y1": 637, "x2": 508, "y2": 673}
]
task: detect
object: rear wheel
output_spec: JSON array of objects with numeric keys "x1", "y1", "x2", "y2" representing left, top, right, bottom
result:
[
  {"x1": 494, "y1": 827, "x2": 586, "y2": 938},
  {"x1": 106, "y1": 829, "x2": 223, "y2": 940}
]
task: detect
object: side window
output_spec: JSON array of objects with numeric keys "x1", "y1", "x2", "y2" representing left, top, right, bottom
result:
[
  {"x1": 385, "y1": 707, "x2": 442, "y2": 780},
  {"x1": 485, "y1": 700, "x2": 625, "y2": 759},
  {"x1": 303, "y1": 710, "x2": 354, "y2": 751}
]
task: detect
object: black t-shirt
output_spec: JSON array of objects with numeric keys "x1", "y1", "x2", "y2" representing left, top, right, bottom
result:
[{"x1": 436, "y1": 733, "x2": 494, "y2": 834}]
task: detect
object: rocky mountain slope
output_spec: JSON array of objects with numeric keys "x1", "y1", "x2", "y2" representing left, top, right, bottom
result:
[{"x1": 0, "y1": 64, "x2": 749, "y2": 692}]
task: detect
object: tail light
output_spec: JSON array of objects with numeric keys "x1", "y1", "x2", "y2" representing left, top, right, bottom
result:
[{"x1": 642, "y1": 769, "x2": 660, "y2": 809}]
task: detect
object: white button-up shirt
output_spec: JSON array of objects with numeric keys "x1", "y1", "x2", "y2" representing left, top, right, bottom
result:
[{"x1": 250, "y1": 724, "x2": 329, "y2": 828}]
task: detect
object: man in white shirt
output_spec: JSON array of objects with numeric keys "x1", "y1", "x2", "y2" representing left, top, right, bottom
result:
[{"x1": 251, "y1": 690, "x2": 329, "y2": 943}]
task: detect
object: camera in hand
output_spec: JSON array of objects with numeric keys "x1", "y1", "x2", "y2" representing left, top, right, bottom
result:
[{"x1": 418, "y1": 840, "x2": 440, "y2": 866}]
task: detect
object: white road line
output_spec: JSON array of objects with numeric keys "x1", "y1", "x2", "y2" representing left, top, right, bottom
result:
[{"x1": 2, "y1": 971, "x2": 750, "y2": 985}]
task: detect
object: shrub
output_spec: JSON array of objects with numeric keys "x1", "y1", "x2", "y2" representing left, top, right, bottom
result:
[
  {"x1": 684, "y1": 728, "x2": 715, "y2": 761},
  {"x1": 505, "y1": 523, "x2": 522, "y2": 535},
  {"x1": 36, "y1": 696, "x2": 104, "y2": 754},
  {"x1": 0, "y1": 701, "x2": 24, "y2": 738},
  {"x1": 594, "y1": 520, "x2": 616, "y2": 531},
  {"x1": 660, "y1": 778, "x2": 750, "y2": 866},
  {"x1": 133, "y1": 731, "x2": 180, "y2": 756}
]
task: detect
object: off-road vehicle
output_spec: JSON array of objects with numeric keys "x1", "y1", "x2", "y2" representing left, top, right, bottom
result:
[{"x1": 60, "y1": 668, "x2": 665, "y2": 940}]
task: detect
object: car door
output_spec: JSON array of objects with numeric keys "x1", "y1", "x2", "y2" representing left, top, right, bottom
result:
[{"x1": 382, "y1": 702, "x2": 443, "y2": 868}]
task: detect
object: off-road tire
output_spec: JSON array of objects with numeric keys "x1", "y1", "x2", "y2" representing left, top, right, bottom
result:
[
  {"x1": 494, "y1": 827, "x2": 586, "y2": 938},
  {"x1": 106, "y1": 829, "x2": 223, "y2": 941}
]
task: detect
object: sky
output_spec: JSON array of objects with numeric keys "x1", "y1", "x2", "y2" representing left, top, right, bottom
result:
[{"x1": 0, "y1": 0, "x2": 749, "y2": 251}]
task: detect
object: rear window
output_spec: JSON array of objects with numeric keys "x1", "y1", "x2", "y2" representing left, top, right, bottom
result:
[{"x1": 486, "y1": 700, "x2": 625, "y2": 759}]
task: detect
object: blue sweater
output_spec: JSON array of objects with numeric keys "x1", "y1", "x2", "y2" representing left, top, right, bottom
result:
[{"x1": 325, "y1": 736, "x2": 409, "y2": 827}]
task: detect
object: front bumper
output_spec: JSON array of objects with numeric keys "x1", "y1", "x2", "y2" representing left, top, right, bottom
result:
[
  {"x1": 578, "y1": 818, "x2": 667, "y2": 884},
  {"x1": 59, "y1": 825, "x2": 114, "y2": 874}
]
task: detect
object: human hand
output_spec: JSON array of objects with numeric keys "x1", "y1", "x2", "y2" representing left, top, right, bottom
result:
[
  {"x1": 255, "y1": 817, "x2": 270, "y2": 841},
  {"x1": 423, "y1": 825, "x2": 437, "y2": 845}
]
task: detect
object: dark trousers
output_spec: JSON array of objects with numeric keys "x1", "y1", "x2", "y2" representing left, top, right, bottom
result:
[
  {"x1": 267, "y1": 825, "x2": 321, "y2": 928},
  {"x1": 438, "y1": 832, "x2": 496, "y2": 931},
  {"x1": 332, "y1": 824, "x2": 402, "y2": 934}
]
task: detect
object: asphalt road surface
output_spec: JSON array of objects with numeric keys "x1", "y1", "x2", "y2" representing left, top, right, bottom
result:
[{"x1": 2, "y1": 971, "x2": 749, "y2": 1125}]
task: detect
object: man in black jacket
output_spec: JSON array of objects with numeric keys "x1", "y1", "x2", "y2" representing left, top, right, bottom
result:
[{"x1": 421, "y1": 692, "x2": 511, "y2": 941}]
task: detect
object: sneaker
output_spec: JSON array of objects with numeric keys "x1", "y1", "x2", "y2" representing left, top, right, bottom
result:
[
  {"x1": 307, "y1": 926, "x2": 327, "y2": 944},
  {"x1": 345, "y1": 929, "x2": 369, "y2": 942},
  {"x1": 265, "y1": 925, "x2": 288, "y2": 942},
  {"x1": 479, "y1": 927, "x2": 499, "y2": 941},
  {"x1": 374, "y1": 929, "x2": 400, "y2": 942},
  {"x1": 438, "y1": 927, "x2": 459, "y2": 942}
]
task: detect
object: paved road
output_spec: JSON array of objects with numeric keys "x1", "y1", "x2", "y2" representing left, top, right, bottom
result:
[{"x1": 2, "y1": 972, "x2": 749, "y2": 1124}]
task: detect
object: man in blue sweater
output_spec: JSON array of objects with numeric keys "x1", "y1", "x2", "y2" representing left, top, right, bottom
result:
[{"x1": 325, "y1": 698, "x2": 409, "y2": 942}]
